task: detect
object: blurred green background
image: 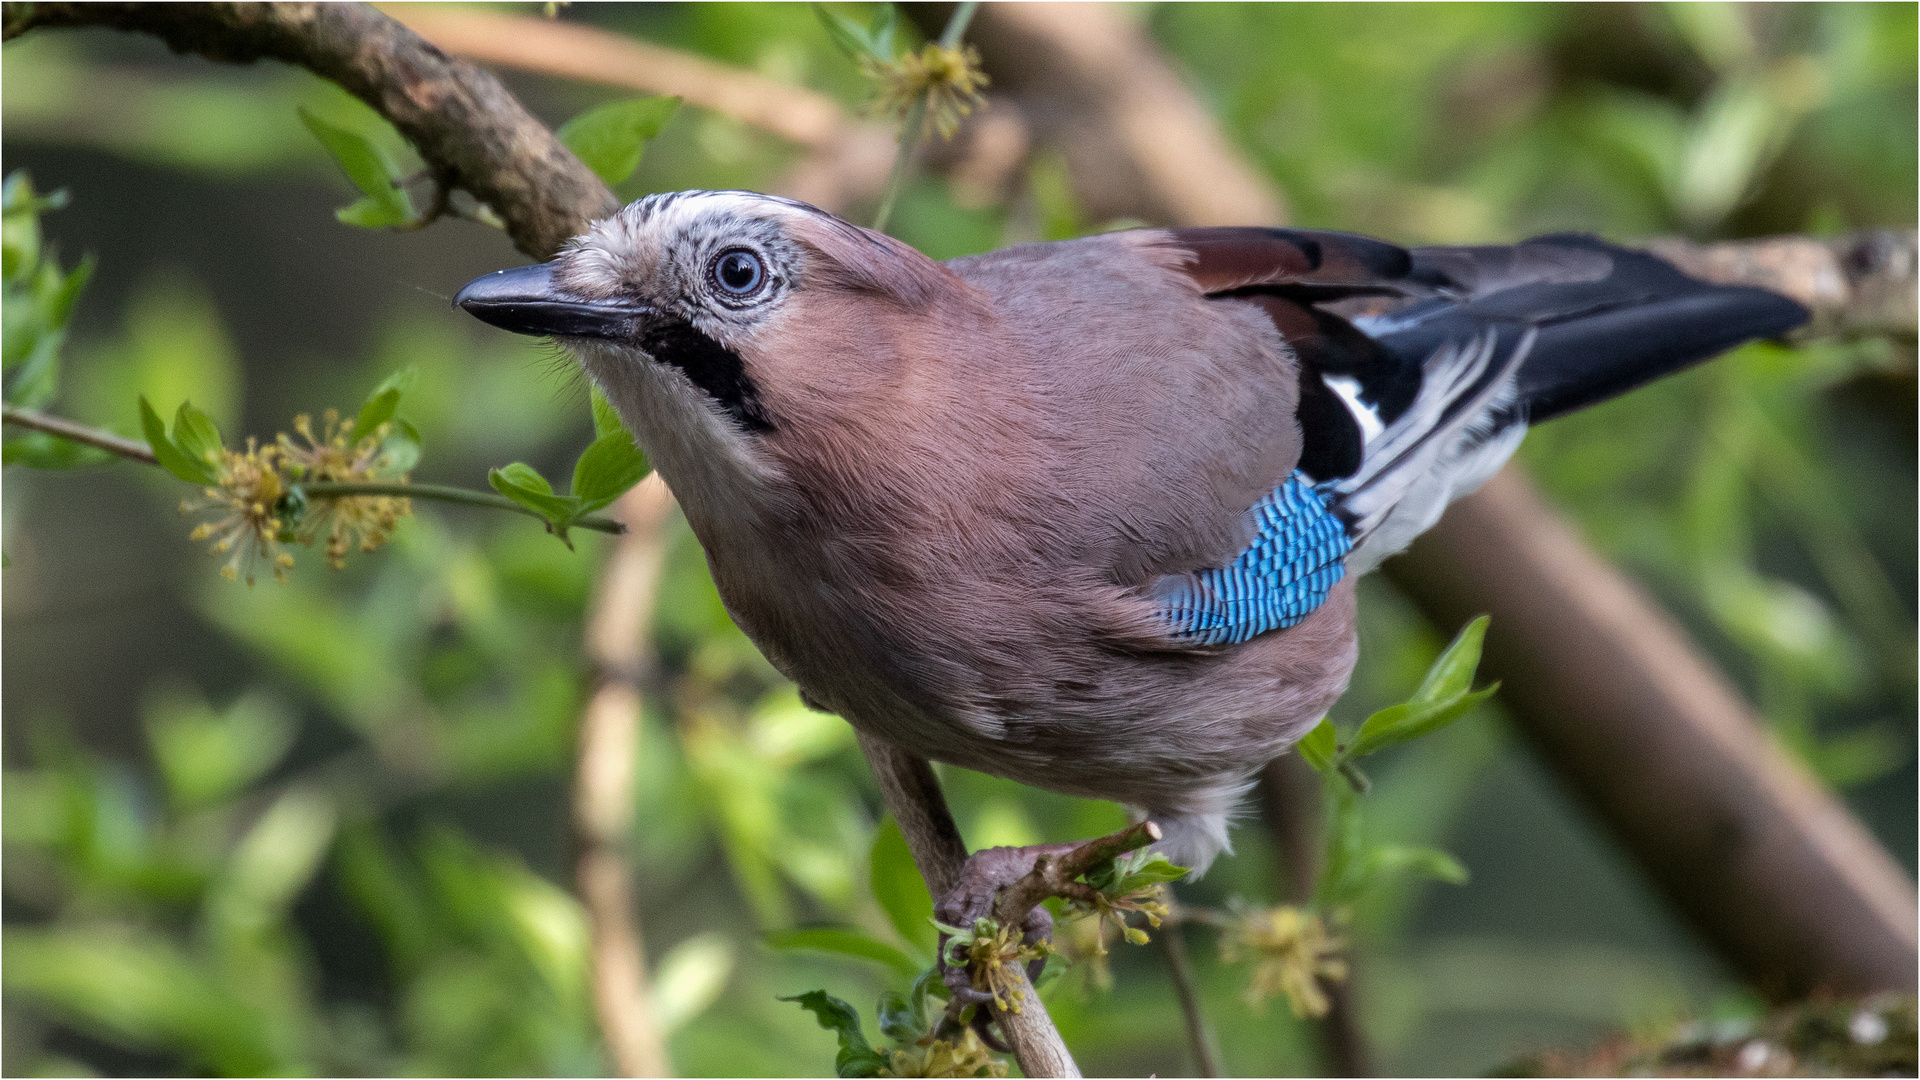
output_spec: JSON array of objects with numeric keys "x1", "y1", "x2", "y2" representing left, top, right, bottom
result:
[{"x1": 2, "y1": 3, "x2": 1912, "y2": 1076}]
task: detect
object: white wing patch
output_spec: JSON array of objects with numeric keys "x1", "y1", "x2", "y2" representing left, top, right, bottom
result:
[
  {"x1": 1330, "y1": 327, "x2": 1534, "y2": 574},
  {"x1": 1321, "y1": 374, "x2": 1385, "y2": 444}
]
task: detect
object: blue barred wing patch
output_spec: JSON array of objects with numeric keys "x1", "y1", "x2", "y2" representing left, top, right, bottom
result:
[{"x1": 1157, "y1": 472, "x2": 1352, "y2": 645}]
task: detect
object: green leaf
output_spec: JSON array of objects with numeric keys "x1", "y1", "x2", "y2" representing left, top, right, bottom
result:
[
  {"x1": 1112, "y1": 850, "x2": 1190, "y2": 892},
  {"x1": 1345, "y1": 617, "x2": 1497, "y2": 760},
  {"x1": 45, "y1": 252, "x2": 94, "y2": 328},
  {"x1": 355, "y1": 390, "x2": 400, "y2": 439},
  {"x1": 334, "y1": 196, "x2": 413, "y2": 229},
  {"x1": 869, "y1": 816, "x2": 937, "y2": 954},
  {"x1": 170, "y1": 401, "x2": 223, "y2": 472},
  {"x1": 138, "y1": 396, "x2": 216, "y2": 485},
  {"x1": 1410, "y1": 615, "x2": 1491, "y2": 709},
  {"x1": 569, "y1": 427, "x2": 649, "y2": 513},
  {"x1": 1348, "y1": 686, "x2": 1498, "y2": 760},
  {"x1": 298, "y1": 107, "x2": 414, "y2": 228},
  {"x1": 589, "y1": 386, "x2": 622, "y2": 438},
  {"x1": 377, "y1": 418, "x2": 421, "y2": 477},
  {"x1": 780, "y1": 989, "x2": 889, "y2": 1078},
  {"x1": 1369, "y1": 844, "x2": 1469, "y2": 886},
  {"x1": 815, "y1": 3, "x2": 897, "y2": 63},
  {"x1": 556, "y1": 96, "x2": 681, "y2": 185},
  {"x1": 764, "y1": 927, "x2": 923, "y2": 980},
  {"x1": 489, "y1": 462, "x2": 582, "y2": 545},
  {"x1": 1297, "y1": 717, "x2": 1337, "y2": 772}
]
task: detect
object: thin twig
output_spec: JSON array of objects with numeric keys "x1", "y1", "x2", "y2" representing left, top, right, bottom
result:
[
  {"x1": 298, "y1": 482, "x2": 625, "y2": 535},
  {"x1": 2, "y1": 404, "x2": 157, "y2": 464},
  {"x1": 1159, "y1": 921, "x2": 1225, "y2": 1078},
  {"x1": 1260, "y1": 755, "x2": 1371, "y2": 1077},
  {"x1": 869, "y1": 96, "x2": 926, "y2": 234},
  {"x1": 991, "y1": 821, "x2": 1160, "y2": 928},
  {"x1": 2, "y1": 406, "x2": 626, "y2": 534}
]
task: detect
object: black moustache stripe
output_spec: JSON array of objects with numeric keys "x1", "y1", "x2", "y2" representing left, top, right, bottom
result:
[{"x1": 639, "y1": 317, "x2": 775, "y2": 434}]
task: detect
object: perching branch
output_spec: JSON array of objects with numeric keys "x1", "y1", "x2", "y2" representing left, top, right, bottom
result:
[
  {"x1": 856, "y1": 731, "x2": 1081, "y2": 1078},
  {"x1": 2, "y1": 1, "x2": 617, "y2": 259},
  {"x1": 575, "y1": 476, "x2": 677, "y2": 1078}
]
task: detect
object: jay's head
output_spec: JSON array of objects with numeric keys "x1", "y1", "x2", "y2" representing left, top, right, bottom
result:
[{"x1": 455, "y1": 190, "x2": 958, "y2": 440}]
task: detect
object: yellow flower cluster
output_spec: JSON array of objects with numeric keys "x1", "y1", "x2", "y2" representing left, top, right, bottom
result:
[
  {"x1": 184, "y1": 437, "x2": 294, "y2": 585},
  {"x1": 280, "y1": 410, "x2": 410, "y2": 569},
  {"x1": 881, "y1": 1027, "x2": 1007, "y2": 1079},
  {"x1": 1076, "y1": 882, "x2": 1172, "y2": 953},
  {"x1": 1220, "y1": 905, "x2": 1349, "y2": 1018},
  {"x1": 950, "y1": 919, "x2": 1050, "y2": 1015},
  {"x1": 181, "y1": 409, "x2": 410, "y2": 584},
  {"x1": 866, "y1": 43, "x2": 990, "y2": 140}
]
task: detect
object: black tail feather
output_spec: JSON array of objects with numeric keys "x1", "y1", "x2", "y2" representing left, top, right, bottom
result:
[{"x1": 1367, "y1": 234, "x2": 1809, "y2": 424}]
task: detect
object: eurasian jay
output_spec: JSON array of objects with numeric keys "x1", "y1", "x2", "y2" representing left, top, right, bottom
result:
[{"x1": 456, "y1": 190, "x2": 1805, "y2": 888}]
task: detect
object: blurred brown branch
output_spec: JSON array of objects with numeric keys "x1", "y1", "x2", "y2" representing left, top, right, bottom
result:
[
  {"x1": 1651, "y1": 229, "x2": 1919, "y2": 340},
  {"x1": 1, "y1": 0, "x2": 617, "y2": 259},
  {"x1": 576, "y1": 476, "x2": 677, "y2": 1078},
  {"x1": 1388, "y1": 470, "x2": 1919, "y2": 1000}
]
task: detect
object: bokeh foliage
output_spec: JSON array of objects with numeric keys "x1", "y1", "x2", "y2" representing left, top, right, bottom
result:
[{"x1": 2, "y1": 3, "x2": 1912, "y2": 1077}]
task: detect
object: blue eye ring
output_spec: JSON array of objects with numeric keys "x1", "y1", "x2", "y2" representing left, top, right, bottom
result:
[{"x1": 710, "y1": 247, "x2": 767, "y2": 299}]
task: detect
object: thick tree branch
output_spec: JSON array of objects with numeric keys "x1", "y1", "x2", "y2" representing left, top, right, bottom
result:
[
  {"x1": 1387, "y1": 469, "x2": 1919, "y2": 999},
  {"x1": 3, "y1": 1, "x2": 616, "y2": 258}
]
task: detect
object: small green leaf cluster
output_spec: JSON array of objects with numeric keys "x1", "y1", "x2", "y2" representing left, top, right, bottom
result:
[
  {"x1": 1082, "y1": 848, "x2": 1189, "y2": 898},
  {"x1": 784, "y1": 970, "x2": 1003, "y2": 1079},
  {"x1": 1297, "y1": 614, "x2": 1499, "y2": 791},
  {"x1": 488, "y1": 390, "x2": 648, "y2": 547},
  {"x1": 1074, "y1": 848, "x2": 1187, "y2": 947},
  {"x1": 1298, "y1": 616, "x2": 1493, "y2": 910},
  {"x1": 139, "y1": 395, "x2": 226, "y2": 486},
  {"x1": 2, "y1": 171, "x2": 99, "y2": 468}
]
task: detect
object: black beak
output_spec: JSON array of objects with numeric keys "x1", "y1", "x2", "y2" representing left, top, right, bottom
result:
[{"x1": 453, "y1": 262, "x2": 648, "y2": 340}]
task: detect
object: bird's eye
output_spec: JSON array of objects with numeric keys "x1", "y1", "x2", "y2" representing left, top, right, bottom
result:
[{"x1": 710, "y1": 248, "x2": 766, "y2": 299}]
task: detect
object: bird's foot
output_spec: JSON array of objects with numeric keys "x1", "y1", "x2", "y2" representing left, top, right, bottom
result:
[
  {"x1": 932, "y1": 822, "x2": 1165, "y2": 1046},
  {"x1": 933, "y1": 843, "x2": 1072, "y2": 1048}
]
